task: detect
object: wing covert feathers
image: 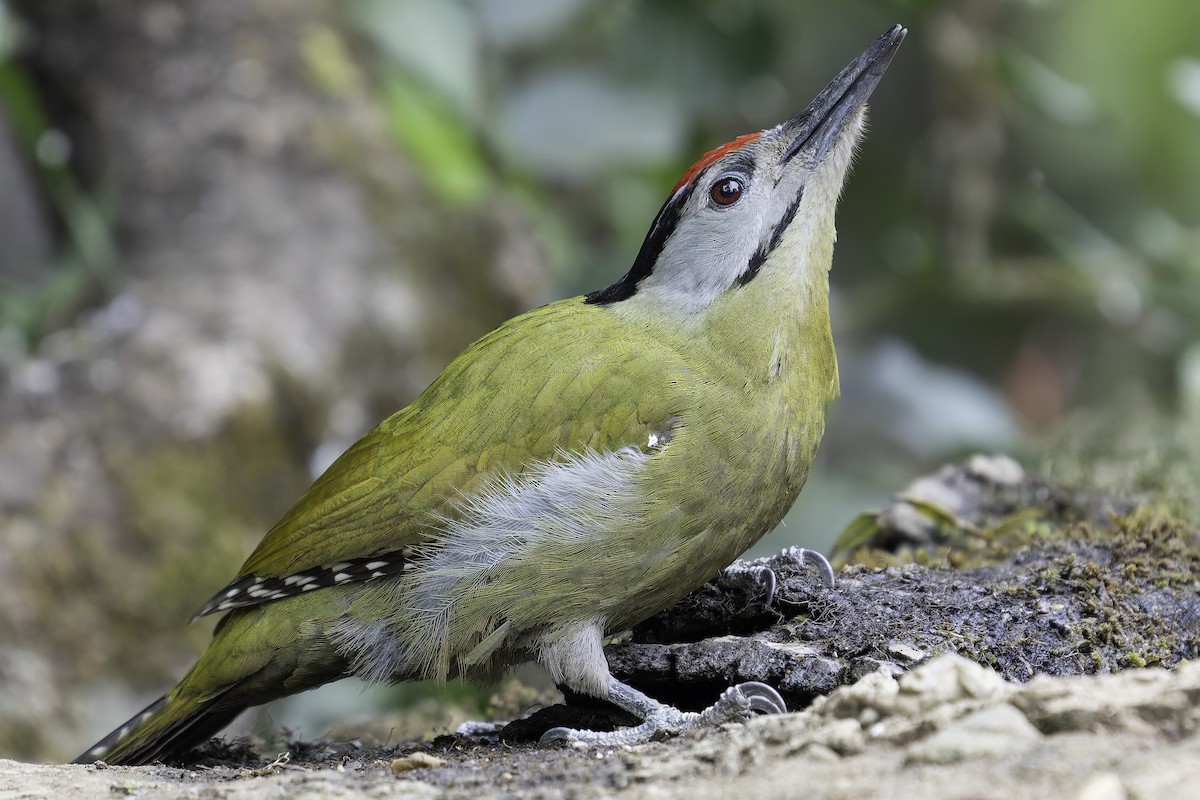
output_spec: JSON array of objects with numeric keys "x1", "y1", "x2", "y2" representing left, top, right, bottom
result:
[{"x1": 208, "y1": 298, "x2": 687, "y2": 606}]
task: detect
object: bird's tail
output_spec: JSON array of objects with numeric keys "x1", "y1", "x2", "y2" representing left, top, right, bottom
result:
[
  {"x1": 72, "y1": 688, "x2": 245, "y2": 766},
  {"x1": 73, "y1": 592, "x2": 353, "y2": 766}
]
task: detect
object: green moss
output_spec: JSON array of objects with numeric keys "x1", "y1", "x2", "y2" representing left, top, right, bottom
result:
[{"x1": 858, "y1": 505, "x2": 1199, "y2": 680}]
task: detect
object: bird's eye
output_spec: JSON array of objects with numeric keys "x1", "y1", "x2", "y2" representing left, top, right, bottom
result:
[{"x1": 709, "y1": 176, "x2": 744, "y2": 207}]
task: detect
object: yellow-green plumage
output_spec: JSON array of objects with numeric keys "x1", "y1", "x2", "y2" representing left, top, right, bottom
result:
[
  {"x1": 83, "y1": 280, "x2": 837, "y2": 765},
  {"x1": 242, "y1": 299, "x2": 689, "y2": 578},
  {"x1": 76, "y1": 24, "x2": 904, "y2": 765}
]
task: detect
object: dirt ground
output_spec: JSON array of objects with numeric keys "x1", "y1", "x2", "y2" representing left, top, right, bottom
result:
[{"x1": 5, "y1": 653, "x2": 1199, "y2": 799}]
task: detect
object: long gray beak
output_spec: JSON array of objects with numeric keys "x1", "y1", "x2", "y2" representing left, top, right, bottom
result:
[{"x1": 783, "y1": 25, "x2": 907, "y2": 163}]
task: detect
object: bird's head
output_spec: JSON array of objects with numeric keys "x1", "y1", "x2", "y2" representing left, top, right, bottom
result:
[{"x1": 589, "y1": 25, "x2": 906, "y2": 318}]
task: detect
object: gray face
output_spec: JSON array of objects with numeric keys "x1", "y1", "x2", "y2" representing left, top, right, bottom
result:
[
  {"x1": 633, "y1": 133, "x2": 817, "y2": 314},
  {"x1": 587, "y1": 25, "x2": 905, "y2": 317},
  {"x1": 600, "y1": 106, "x2": 864, "y2": 318}
]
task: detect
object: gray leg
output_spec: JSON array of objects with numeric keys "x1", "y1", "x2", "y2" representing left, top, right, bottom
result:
[
  {"x1": 537, "y1": 551, "x2": 832, "y2": 748},
  {"x1": 540, "y1": 677, "x2": 787, "y2": 746}
]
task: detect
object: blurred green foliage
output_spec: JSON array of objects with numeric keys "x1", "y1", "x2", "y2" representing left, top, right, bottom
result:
[{"x1": 0, "y1": 0, "x2": 115, "y2": 345}]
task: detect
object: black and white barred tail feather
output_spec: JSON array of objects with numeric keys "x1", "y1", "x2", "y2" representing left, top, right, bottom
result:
[
  {"x1": 74, "y1": 555, "x2": 410, "y2": 763},
  {"x1": 191, "y1": 554, "x2": 407, "y2": 620},
  {"x1": 71, "y1": 692, "x2": 243, "y2": 766}
]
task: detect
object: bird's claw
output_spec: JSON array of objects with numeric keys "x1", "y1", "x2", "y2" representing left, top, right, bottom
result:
[
  {"x1": 717, "y1": 562, "x2": 778, "y2": 606},
  {"x1": 455, "y1": 720, "x2": 505, "y2": 737},
  {"x1": 719, "y1": 547, "x2": 836, "y2": 608},
  {"x1": 774, "y1": 546, "x2": 836, "y2": 590},
  {"x1": 540, "y1": 681, "x2": 787, "y2": 747},
  {"x1": 701, "y1": 681, "x2": 788, "y2": 723},
  {"x1": 538, "y1": 714, "x2": 685, "y2": 748},
  {"x1": 538, "y1": 726, "x2": 579, "y2": 745},
  {"x1": 741, "y1": 682, "x2": 788, "y2": 715}
]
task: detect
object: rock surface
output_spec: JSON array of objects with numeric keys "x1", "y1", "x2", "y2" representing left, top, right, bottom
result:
[{"x1": 607, "y1": 477, "x2": 1198, "y2": 710}]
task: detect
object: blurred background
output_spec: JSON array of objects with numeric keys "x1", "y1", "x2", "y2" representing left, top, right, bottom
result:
[{"x1": 0, "y1": 0, "x2": 1197, "y2": 763}]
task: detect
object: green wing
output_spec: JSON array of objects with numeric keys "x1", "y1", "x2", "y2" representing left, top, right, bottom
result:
[{"x1": 235, "y1": 297, "x2": 687, "y2": 579}]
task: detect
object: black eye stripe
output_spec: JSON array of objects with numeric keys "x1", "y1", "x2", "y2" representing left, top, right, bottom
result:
[
  {"x1": 584, "y1": 148, "x2": 757, "y2": 306},
  {"x1": 737, "y1": 187, "x2": 804, "y2": 288},
  {"x1": 585, "y1": 181, "x2": 698, "y2": 305}
]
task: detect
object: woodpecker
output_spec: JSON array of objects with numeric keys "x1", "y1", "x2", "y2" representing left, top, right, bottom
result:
[{"x1": 75, "y1": 25, "x2": 906, "y2": 765}]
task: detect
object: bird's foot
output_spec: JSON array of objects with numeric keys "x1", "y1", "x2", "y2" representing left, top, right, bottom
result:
[
  {"x1": 455, "y1": 720, "x2": 505, "y2": 737},
  {"x1": 773, "y1": 546, "x2": 837, "y2": 590},
  {"x1": 718, "y1": 547, "x2": 836, "y2": 607},
  {"x1": 539, "y1": 681, "x2": 786, "y2": 747},
  {"x1": 717, "y1": 561, "x2": 778, "y2": 606}
]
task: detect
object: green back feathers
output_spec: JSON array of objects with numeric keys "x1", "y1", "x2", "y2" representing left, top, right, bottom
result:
[{"x1": 236, "y1": 298, "x2": 688, "y2": 579}]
